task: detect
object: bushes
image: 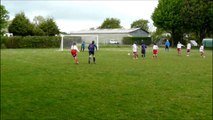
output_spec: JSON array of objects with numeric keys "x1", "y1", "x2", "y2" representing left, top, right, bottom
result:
[
  {"x1": 1, "y1": 36, "x2": 61, "y2": 48},
  {"x1": 122, "y1": 37, "x2": 152, "y2": 45}
]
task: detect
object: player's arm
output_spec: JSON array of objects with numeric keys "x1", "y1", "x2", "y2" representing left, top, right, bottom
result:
[{"x1": 95, "y1": 45, "x2": 97, "y2": 51}]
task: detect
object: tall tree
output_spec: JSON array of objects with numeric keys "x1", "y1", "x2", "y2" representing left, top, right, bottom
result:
[
  {"x1": 181, "y1": 0, "x2": 213, "y2": 43},
  {"x1": 152, "y1": 0, "x2": 184, "y2": 46},
  {"x1": 32, "y1": 15, "x2": 45, "y2": 36},
  {"x1": 99, "y1": 18, "x2": 122, "y2": 29},
  {"x1": 131, "y1": 19, "x2": 149, "y2": 32},
  {"x1": 8, "y1": 12, "x2": 34, "y2": 36},
  {"x1": 33, "y1": 15, "x2": 45, "y2": 27},
  {"x1": 38, "y1": 17, "x2": 60, "y2": 36},
  {"x1": 0, "y1": 5, "x2": 9, "y2": 35}
]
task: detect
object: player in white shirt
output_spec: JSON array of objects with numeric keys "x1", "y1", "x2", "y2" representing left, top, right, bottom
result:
[
  {"x1": 132, "y1": 42, "x2": 138, "y2": 59},
  {"x1": 177, "y1": 41, "x2": 184, "y2": 56},
  {"x1": 199, "y1": 44, "x2": 205, "y2": 58},
  {"x1": 70, "y1": 42, "x2": 80, "y2": 64},
  {"x1": 152, "y1": 43, "x2": 159, "y2": 58},
  {"x1": 186, "y1": 43, "x2": 191, "y2": 56}
]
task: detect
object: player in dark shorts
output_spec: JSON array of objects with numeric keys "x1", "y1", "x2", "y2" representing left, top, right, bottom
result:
[
  {"x1": 88, "y1": 41, "x2": 97, "y2": 64},
  {"x1": 141, "y1": 40, "x2": 147, "y2": 58}
]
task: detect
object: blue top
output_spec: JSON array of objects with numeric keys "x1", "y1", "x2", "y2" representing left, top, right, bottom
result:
[
  {"x1": 141, "y1": 43, "x2": 147, "y2": 51},
  {"x1": 81, "y1": 41, "x2": 85, "y2": 47},
  {"x1": 165, "y1": 41, "x2": 170, "y2": 47},
  {"x1": 88, "y1": 43, "x2": 97, "y2": 52}
]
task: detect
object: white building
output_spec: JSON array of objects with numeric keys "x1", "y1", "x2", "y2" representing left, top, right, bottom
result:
[{"x1": 69, "y1": 28, "x2": 149, "y2": 44}]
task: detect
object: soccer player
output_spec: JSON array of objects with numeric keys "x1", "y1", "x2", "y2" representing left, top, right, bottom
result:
[
  {"x1": 141, "y1": 40, "x2": 147, "y2": 58},
  {"x1": 186, "y1": 42, "x2": 191, "y2": 56},
  {"x1": 88, "y1": 41, "x2": 97, "y2": 64},
  {"x1": 81, "y1": 41, "x2": 85, "y2": 52},
  {"x1": 70, "y1": 42, "x2": 80, "y2": 64},
  {"x1": 165, "y1": 39, "x2": 170, "y2": 51},
  {"x1": 177, "y1": 41, "x2": 184, "y2": 56},
  {"x1": 152, "y1": 43, "x2": 159, "y2": 59},
  {"x1": 132, "y1": 42, "x2": 138, "y2": 59},
  {"x1": 199, "y1": 44, "x2": 205, "y2": 58}
]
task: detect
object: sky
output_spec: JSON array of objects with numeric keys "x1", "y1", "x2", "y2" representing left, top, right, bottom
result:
[{"x1": 2, "y1": 0, "x2": 159, "y2": 33}]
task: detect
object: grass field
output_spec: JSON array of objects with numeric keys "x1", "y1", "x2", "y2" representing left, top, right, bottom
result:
[{"x1": 1, "y1": 47, "x2": 212, "y2": 120}]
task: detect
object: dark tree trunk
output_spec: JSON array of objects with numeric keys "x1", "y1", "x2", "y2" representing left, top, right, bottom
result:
[{"x1": 171, "y1": 28, "x2": 175, "y2": 47}]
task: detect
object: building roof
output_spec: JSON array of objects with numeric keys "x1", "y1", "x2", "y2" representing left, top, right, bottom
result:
[{"x1": 70, "y1": 28, "x2": 148, "y2": 34}]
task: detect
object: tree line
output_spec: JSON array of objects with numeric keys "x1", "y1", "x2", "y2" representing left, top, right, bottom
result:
[{"x1": 152, "y1": 0, "x2": 213, "y2": 46}]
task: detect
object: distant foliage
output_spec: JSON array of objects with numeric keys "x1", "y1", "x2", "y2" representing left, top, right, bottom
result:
[
  {"x1": 123, "y1": 37, "x2": 152, "y2": 45},
  {"x1": 99, "y1": 18, "x2": 122, "y2": 29},
  {"x1": 1, "y1": 36, "x2": 60, "y2": 48},
  {"x1": 131, "y1": 19, "x2": 149, "y2": 32},
  {"x1": 38, "y1": 17, "x2": 60, "y2": 36},
  {"x1": 8, "y1": 12, "x2": 34, "y2": 36},
  {"x1": 152, "y1": 0, "x2": 213, "y2": 45},
  {"x1": 0, "y1": 5, "x2": 9, "y2": 35},
  {"x1": 8, "y1": 12, "x2": 60, "y2": 36}
]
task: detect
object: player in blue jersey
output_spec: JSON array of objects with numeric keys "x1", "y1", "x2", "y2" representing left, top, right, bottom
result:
[
  {"x1": 141, "y1": 40, "x2": 147, "y2": 58},
  {"x1": 165, "y1": 39, "x2": 170, "y2": 51},
  {"x1": 88, "y1": 41, "x2": 97, "y2": 64}
]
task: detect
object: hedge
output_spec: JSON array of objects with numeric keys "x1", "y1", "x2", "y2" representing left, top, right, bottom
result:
[
  {"x1": 122, "y1": 37, "x2": 152, "y2": 45},
  {"x1": 1, "y1": 36, "x2": 61, "y2": 48}
]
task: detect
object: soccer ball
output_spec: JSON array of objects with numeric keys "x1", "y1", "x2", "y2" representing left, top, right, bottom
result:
[{"x1": 128, "y1": 53, "x2": 130, "y2": 56}]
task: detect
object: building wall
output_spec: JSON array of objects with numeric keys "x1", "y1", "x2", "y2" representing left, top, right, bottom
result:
[
  {"x1": 75, "y1": 33, "x2": 130, "y2": 44},
  {"x1": 70, "y1": 29, "x2": 149, "y2": 44},
  {"x1": 130, "y1": 29, "x2": 149, "y2": 37},
  {"x1": 98, "y1": 33, "x2": 129, "y2": 44}
]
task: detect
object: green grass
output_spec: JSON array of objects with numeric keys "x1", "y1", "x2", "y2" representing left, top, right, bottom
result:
[{"x1": 1, "y1": 47, "x2": 212, "y2": 120}]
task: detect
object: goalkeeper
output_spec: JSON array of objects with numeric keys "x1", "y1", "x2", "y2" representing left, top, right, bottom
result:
[{"x1": 88, "y1": 41, "x2": 97, "y2": 64}]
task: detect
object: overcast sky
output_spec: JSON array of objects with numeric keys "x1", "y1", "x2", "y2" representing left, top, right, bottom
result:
[{"x1": 2, "y1": 0, "x2": 159, "y2": 33}]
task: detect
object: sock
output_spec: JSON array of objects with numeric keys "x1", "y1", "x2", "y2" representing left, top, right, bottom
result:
[
  {"x1": 93, "y1": 57, "x2": 96, "y2": 63},
  {"x1": 88, "y1": 57, "x2": 91, "y2": 64}
]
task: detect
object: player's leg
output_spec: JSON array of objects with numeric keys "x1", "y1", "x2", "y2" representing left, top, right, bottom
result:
[
  {"x1": 188, "y1": 49, "x2": 190, "y2": 56},
  {"x1": 201, "y1": 51, "x2": 205, "y2": 58},
  {"x1": 136, "y1": 52, "x2": 138, "y2": 59},
  {"x1": 75, "y1": 55, "x2": 79, "y2": 64},
  {"x1": 144, "y1": 51, "x2": 146, "y2": 58},
  {"x1": 88, "y1": 51, "x2": 92, "y2": 64},
  {"x1": 178, "y1": 48, "x2": 180, "y2": 55},
  {"x1": 133, "y1": 52, "x2": 137, "y2": 59},
  {"x1": 142, "y1": 50, "x2": 146, "y2": 58},
  {"x1": 93, "y1": 55, "x2": 96, "y2": 64},
  {"x1": 90, "y1": 51, "x2": 95, "y2": 63},
  {"x1": 71, "y1": 50, "x2": 78, "y2": 63}
]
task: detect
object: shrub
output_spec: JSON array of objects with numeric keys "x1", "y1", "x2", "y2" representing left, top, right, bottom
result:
[{"x1": 1, "y1": 36, "x2": 61, "y2": 48}]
